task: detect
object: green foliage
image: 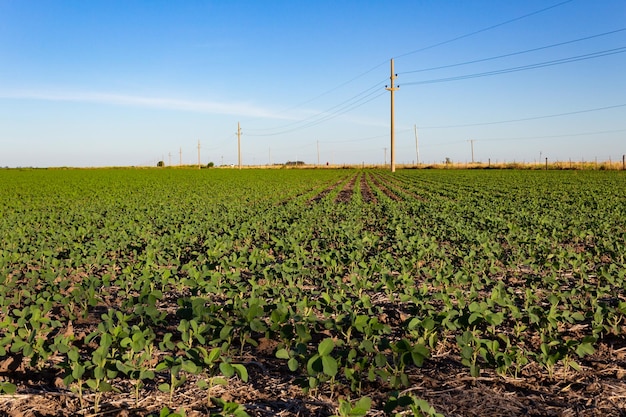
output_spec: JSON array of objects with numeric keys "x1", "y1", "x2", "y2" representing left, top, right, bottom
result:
[
  {"x1": 332, "y1": 396, "x2": 371, "y2": 417},
  {"x1": 1, "y1": 168, "x2": 625, "y2": 414}
]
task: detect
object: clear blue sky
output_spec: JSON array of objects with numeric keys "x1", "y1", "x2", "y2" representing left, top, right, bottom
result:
[{"x1": 1, "y1": 0, "x2": 625, "y2": 167}]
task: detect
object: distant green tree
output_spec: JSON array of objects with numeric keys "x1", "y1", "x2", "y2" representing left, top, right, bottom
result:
[{"x1": 207, "y1": 162, "x2": 214, "y2": 168}]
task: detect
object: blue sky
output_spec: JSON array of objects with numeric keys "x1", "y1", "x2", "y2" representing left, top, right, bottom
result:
[{"x1": 1, "y1": 0, "x2": 624, "y2": 167}]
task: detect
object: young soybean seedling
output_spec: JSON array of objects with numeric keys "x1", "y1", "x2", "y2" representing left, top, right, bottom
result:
[{"x1": 332, "y1": 396, "x2": 372, "y2": 417}]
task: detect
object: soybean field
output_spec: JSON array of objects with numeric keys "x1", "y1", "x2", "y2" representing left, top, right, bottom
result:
[{"x1": 1, "y1": 168, "x2": 625, "y2": 416}]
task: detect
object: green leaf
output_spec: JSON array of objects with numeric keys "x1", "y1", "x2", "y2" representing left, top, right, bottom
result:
[
  {"x1": 220, "y1": 362, "x2": 234, "y2": 378},
  {"x1": 139, "y1": 370, "x2": 155, "y2": 380},
  {"x1": 67, "y1": 348, "x2": 79, "y2": 363},
  {"x1": 207, "y1": 347, "x2": 221, "y2": 363},
  {"x1": 307, "y1": 355, "x2": 322, "y2": 375},
  {"x1": 99, "y1": 381, "x2": 113, "y2": 392},
  {"x1": 287, "y1": 357, "x2": 299, "y2": 372},
  {"x1": 182, "y1": 360, "x2": 200, "y2": 374},
  {"x1": 0, "y1": 382, "x2": 17, "y2": 394},
  {"x1": 321, "y1": 355, "x2": 338, "y2": 377},
  {"x1": 275, "y1": 348, "x2": 290, "y2": 360},
  {"x1": 232, "y1": 363, "x2": 248, "y2": 382},
  {"x1": 351, "y1": 396, "x2": 372, "y2": 415},
  {"x1": 575, "y1": 341, "x2": 595, "y2": 358},
  {"x1": 94, "y1": 366, "x2": 106, "y2": 380},
  {"x1": 71, "y1": 363, "x2": 85, "y2": 380},
  {"x1": 318, "y1": 338, "x2": 334, "y2": 356}
]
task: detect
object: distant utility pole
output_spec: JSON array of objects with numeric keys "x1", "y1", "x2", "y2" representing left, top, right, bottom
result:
[
  {"x1": 414, "y1": 125, "x2": 420, "y2": 165},
  {"x1": 317, "y1": 140, "x2": 320, "y2": 166},
  {"x1": 385, "y1": 58, "x2": 398, "y2": 173},
  {"x1": 268, "y1": 147, "x2": 271, "y2": 166},
  {"x1": 168, "y1": 152, "x2": 172, "y2": 167},
  {"x1": 179, "y1": 147, "x2": 182, "y2": 166},
  {"x1": 197, "y1": 140, "x2": 201, "y2": 169},
  {"x1": 384, "y1": 147, "x2": 387, "y2": 165},
  {"x1": 468, "y1": 139, "x2": 475, "y2": 163},
  {"x1": 237, "y1": 122, "x2": 242, "y2": 169}
]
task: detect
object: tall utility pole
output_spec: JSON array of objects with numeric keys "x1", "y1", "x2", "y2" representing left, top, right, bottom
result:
[
  {"x1": 385, "y1": 59, "x2": 398, "y2": 172},
  {"x1": 383, "y1": 147, "x2": 387, "y2": 165},
  {"x1": 237, "y1": 122, "x2": 242, "y2": 170},
  {"x1": 317, "y1": 141, "x2": 320, "y2": 166},
  {"x1": 197, "y1": 140, "x2": 201, "y2": 169},
  {"x1": 468, "y1": 139, "x2": 475, "y2": 163},
  {"x1": 414, "y1": 125, "x2": 420, "y2": 166},
  {"x1": 179, "y1": 147, "x2": 182, "y2": 166}
]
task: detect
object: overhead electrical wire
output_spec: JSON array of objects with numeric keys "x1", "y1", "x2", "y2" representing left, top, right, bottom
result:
[
  {"x1": 273, "y1": 61, "x2": 389, "y2": 114},
  {"x1": 399, "y1": 28, "x2": 626, "y2": 75},
  {"x1": 246, "y1": 79, "x2": 387, "y2": 136},
  {"x1": 416, "y1": 128, "x2": 626, "y2": 148},
  {"x1": 243, "y1": 0, "x2": 577, "y2": 139},
  {"x1": 248, "y1": 91, "x2": 387, "y2": 137},
  {"x1": 475, "y1": 128, "x2": 626, "y2": 142},
  {"x1": 393, "y1": 0, "x2": 576, "y2": 59},
  {"x1": 419, "y1": 103, "x2": 626, "y2": 129},
  {"x1": 401, "y1": 46, "x2": 626, "y2": 86}
]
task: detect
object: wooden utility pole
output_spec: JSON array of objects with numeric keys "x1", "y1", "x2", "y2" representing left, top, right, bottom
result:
[
  {"x1": 237, "y1": 122, "x2": 242, "y2": 169},
  {"x1": 317, "y1": 140, "x2": 320, "y2": 166},
  {"x1": 386, "y1": 59, "x2": 398, "y2": 172},
  {"x1": 414, "y1": 125, "x2": 420, "y2": 166},
  {"x1": 197, "y1": 140, "x2": 201, "y2": 169}
]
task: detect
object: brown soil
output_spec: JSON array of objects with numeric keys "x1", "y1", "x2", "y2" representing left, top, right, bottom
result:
[
  {"x1": 360, "y1": 174, "x2": 377, "y2": 204},
  {"x1": 334, "y1": 173, "x2": 357, "y2": 203},
  {"x1": 309, "y1": 178, "x2": 345, "y2": 204},
  {"x1": 369, "y1": 174, "x2": 402, "y2": 201}
]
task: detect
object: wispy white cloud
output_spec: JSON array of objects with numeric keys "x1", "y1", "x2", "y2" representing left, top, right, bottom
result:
[{"x1": 0, "y1": 90, "x2": 292, "y2": 120}]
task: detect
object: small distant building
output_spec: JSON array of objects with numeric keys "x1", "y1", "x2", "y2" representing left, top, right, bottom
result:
[{"x1": 285, "y1": 161, "x2": 305, "y2": 166}]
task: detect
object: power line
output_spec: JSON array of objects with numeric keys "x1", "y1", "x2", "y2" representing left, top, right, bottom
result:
[
  {"x1": 394, "y1": 0, "x2": 576, "y2": 60},
  {"x1": 419, "y1": 103, "x2": 626, "y2": 129},
  {"x1": 475, "y1": 128, "x2": 626, "y2": 142},
  {"x1": 245, "y1": 2, "x2": 576, "y2": 136},
  {"x1": 417, "y1": 128, "x2": 626, "y2": 148},
  {"x1": 246, "y1": 83, "x2": 387, "y2": 136},
  {"x1": 402, "y1": 46, "x2": 626, "y2": 86},
  {"x1": 399, "y1": 28, "x2": 626, "y2": 75},
  {"x1": 274, "y1": 62, "x2": 389, "y2": 114},
  {"x1": 242, "y1": 1, "x2": 579, "y2": 142}
]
